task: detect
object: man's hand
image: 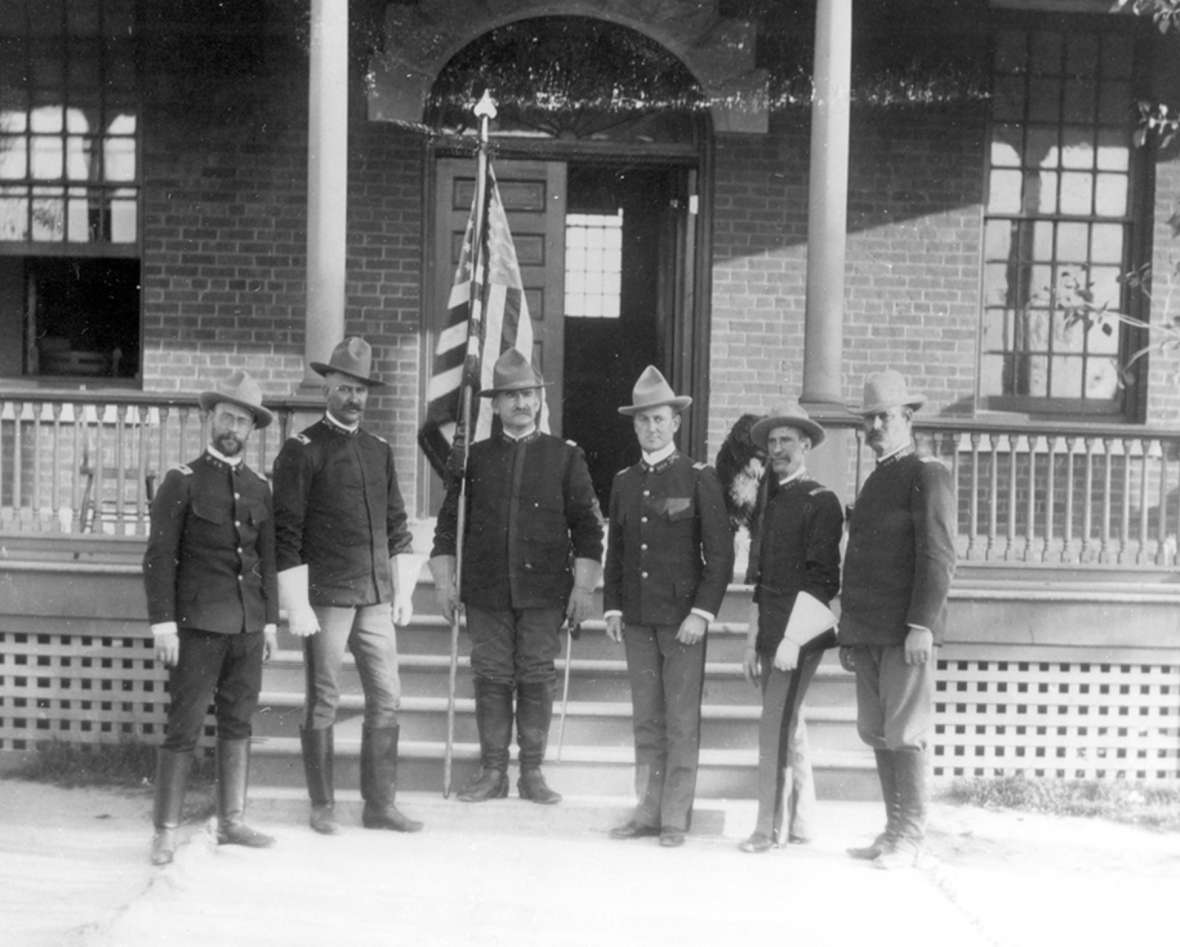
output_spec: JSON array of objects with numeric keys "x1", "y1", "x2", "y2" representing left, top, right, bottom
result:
[
  {"x1": 773, "y1": 638, "x2": 800, "y2": 672},
  {"x1": 393, "y1": 595, "x2": 414, "y2": 628},
  {"x1": 605, "y1": 614, "x2": 623, "y2": 643},
  {"x1": 565, "y1": 585, "x2": 593, "y2": 628},
  {"x1": 428, "y1": 555, "x2": 458, "y2": 624},
  {"x1": 263, "y1": 624, "x2": 278, "y2": 661},
  {"x1": 904, "y1": 626, "x2": 933, "y2": 666},
  {"x1": 838, "y1": 646, "x2": 857, "y2": 673},
  {"x1": 288, "y1": 605, "x2": 320, "y2": 638},
  {"x1": 155, "y1": 632, "x2": 180, "y2": 668},
  {"x1": 435, "y1": 584, "x2": 458, "y2": 625},
  {"x1": 742, "y1": 647, "x2": 760, "y2": 686},
  {"x1": 676, "y1": 612, "x2": 707, "y2": 646}
]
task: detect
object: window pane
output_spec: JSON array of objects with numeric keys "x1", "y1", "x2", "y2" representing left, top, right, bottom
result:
[
  {"x1": 1088, "y1": 265, "x2": 1122, "y2": 321},
  {"x1": 1098, "y1": 80, "x2": 1130, "y2": 125},
  {"x1": 1032, "y1": 221, "x2": 1054, "y2": 260},
  {"x1": 1059, "y1": 127, "x2": 1093, "y2": 169},
  {"x1": 1095, "y1": 127, "x2": 1128, "y2": 171},
  {"x1": 1056, "y1": 222, "x2": 1088, "y2": 263},
  {"x1": 564, "y1": 211, "x2": 622, "y2": 319},
  {"x1": 1062, "y1": 80, "x2": 1095, "y2": 124},
  {"x1": 1034, "y1": 170, "x2": 1058, "y2": 213},
  {"x1": 1051, "y1": 355, "x2": 1084, "y2": 397},
  {"x1": 1024, "y1": 124, "x2": 1058, "y2": 168},
  {"x1": 988, "y1": 169, "x2": 1023, "y2": 213},
  {"x1": 0, "y1": 187, "x2": 28, "y2": 239},
  {"x1": 1028, "y1": 77, "x2": 1061, "y2": 122},
  {"x1": 992, "y1": 76, "x2": 1025, "y2": 121},
  {"x1": 1059, "y1": 171, "x2": 1093, "y2": 214},
  {"x1": 104, "y1": 134, "x2": 133, "y2": 181},
  {"x1": 980, "y1": 353, "x2": 1006, "y2": 396},
  {"x1": 1094, "y1": 173, "x2": 1127, "y2": 217},
  {"x1": 982, "y1": 309, "x2": 1011, "y2": 351},
  {"x1": 30, "y1": 133, "x2": 62, "y2": 177},
  {"x1": 0, "y1": 134, "x2": 28, "y2": 178},
  {"x1": 994, "y1": 31, "x2": 1027, "y2": 74},
  {"x1": 990, "y1": 125, "x2": 1021, "y2": 167},
  {"x1": 1065, "y1": 32, "x2": 1099, "y2": 79},
  {"x1": 1090, "y1": 224, "x2": 1124, "y2": 265},
  {"x1": 1085, "y1": 358, "x2": 1119, "y2": 399},
  {"x1": 1029, "y1": 32, "x2": 1062, "y2": 74},
  {"x1": 984, "y1": 219, "x2": 1012, "y2": 259},
  {"x1": 30, "y1": 104, "x2": 63, "y2": 132},
  {"x1": 983, "y1": 263, "x2": 1013, "y2": 307},
  {"x1": 31, "y1": 184, "x2": 64, "y2": 239},
  {"x1": 65, "y1": 185, "x2": 90, "y2": 241},
  {"x1": 1101, "y1": 34, "x2": 1133, "y2": 79}
]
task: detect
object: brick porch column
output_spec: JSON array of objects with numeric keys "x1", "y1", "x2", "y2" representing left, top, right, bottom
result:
[
  {"x1": 302, "y1": 0, "x2": 348, "y2": 387},
  {"x1": 802, "y1": 0, "x2": 851, "y2": 410}
]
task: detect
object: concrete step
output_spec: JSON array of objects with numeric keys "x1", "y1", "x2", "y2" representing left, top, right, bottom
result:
[
  {"x1": 251, "y1": 691, "x2": 865, "y2": 753},
  {"x1": 246, "y1": 735, "x2": 878, "y2": 801},
  {"x1": 263, "y1": 651, "x2": 856, "y2": 708}
]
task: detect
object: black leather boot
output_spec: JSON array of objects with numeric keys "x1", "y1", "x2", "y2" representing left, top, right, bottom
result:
[
  {"x1": 457, "y1": 678, "x2": 512, "y2": 802},
  {"x1": 360, "y1": 724, "x2": 423, "y2": 832},
  {"x1": 216, "y1": 738, "x2": 275, "y2": 848},
  {"x1": 150, "y1": 748, "x2": 192, "y2": 866},
  {"x1": 301, "y1": 726, "x2": 339, "y2": 835},
  {"x1": 848, "y1": 748, "x2": 900, "y2": 860},
  {"x1": 874, "y1": 746, "x2": 927, "y2": 870},
  {"x1": 516, "y1": 680, "x2": 561, "y2": 805}
]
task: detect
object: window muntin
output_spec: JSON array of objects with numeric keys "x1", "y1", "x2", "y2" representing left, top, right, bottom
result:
[
  {"x1": 980, "y1": 26, "x2": 1138, "y2": 414},
  {"x1": 564, "y1": 212, "x2": 622, "y2": 319}
]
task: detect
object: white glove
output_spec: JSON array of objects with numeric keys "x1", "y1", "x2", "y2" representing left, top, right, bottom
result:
[
  {"x1": 391, "y1": 553, "x2": 423, "y2": 627},
  {"x1": 278, "y1": 565, "x2": 320, "y2": 637}
]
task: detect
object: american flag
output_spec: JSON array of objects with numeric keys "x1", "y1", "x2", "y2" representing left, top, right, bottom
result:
[{"x1": 419, "y1": 167, "x2": 547, "y2": 478}]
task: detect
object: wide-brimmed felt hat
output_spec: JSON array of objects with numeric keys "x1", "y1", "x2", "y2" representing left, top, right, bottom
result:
[
  {"x1": 198, "y1": 369, "x2": 274, "y2": 429},
  {"x1": 478, "y1": 348, "x2": 549, "y2": 398},
  {"x1": 618, "y1": 365, "x2": 692, "y2": 416},
  {"x1": 750, "y1": 399, "x2": 826, "y2": 448},
  {"x1": 310, "y1": 336, "x2": 386, "y2": 388},
  {"x1": 852, "y1": 369, "x2": 926, "y2": 415}
]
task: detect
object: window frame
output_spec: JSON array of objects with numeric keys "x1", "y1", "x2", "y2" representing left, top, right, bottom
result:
[{"x1": 977, "y1": 14, "x2": 1153, "y2": 421}]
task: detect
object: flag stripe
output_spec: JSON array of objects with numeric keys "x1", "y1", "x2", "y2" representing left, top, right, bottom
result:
[{"x1": 418, "y1": 166, "x2": 545, "y2": 478}]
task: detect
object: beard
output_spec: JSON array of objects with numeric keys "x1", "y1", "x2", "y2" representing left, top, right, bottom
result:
[{"x1": 213, "y1": 432, "x2": 243, "y2": 456}]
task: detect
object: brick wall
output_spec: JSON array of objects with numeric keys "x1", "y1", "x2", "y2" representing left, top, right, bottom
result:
[
  {"x1": 138, "y1": 37, "x2": 426, "y2": 502},
  {"x1": 709, "y1": 103, "x2": 987, "y2": 461}
]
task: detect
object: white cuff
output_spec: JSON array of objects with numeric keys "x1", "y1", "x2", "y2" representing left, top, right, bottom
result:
[
  {"x1": 603, "y1": 609, "x2": 623, "y2": 621},
  {"x1": 150, "y1": 621, "x2": 178, "y2": 638},
  {"x1": 690, "y1": 607, "x2": 715, "y2": 624}
]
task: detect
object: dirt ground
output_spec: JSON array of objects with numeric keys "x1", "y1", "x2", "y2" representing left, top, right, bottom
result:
[{"x1": 0, "y1": 779, "x2": 1176, "y2": 947}]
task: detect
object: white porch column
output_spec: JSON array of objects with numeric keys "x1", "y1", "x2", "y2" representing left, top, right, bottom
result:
[
  {"x1": 802, "y1": 0, "x2": 852, "y2": 410},
  {"x1": 303, "y1": 0, "x2": 349, "y2": 385}
]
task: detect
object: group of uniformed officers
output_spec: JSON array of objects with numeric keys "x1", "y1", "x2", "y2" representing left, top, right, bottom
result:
[{"x1": 143, "y1": 337, "x2": 954, "y2": 871}]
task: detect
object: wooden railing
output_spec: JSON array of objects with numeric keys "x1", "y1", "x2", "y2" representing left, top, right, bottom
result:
[
  {"x1": 4, "y1": 388, "x2": 1180, "y2": 573},
  {"x1": 0, "y1": 388, "x2": 320, "y2": 539},
  {"x1": 812, "y1": 411, "x2": 1180, "y2": 572}
]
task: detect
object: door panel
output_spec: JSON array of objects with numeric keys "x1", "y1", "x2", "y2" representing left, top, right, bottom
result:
[{"x1": 433, "y1": 157, "x2": 567, "y2": 433}]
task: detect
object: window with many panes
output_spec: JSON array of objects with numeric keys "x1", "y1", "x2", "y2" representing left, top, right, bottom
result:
[
  {"x1": 564, "y1": 212, "x2": 623, "y2": 319},
  {"x1": 0, "y1": 0, "x2": 140, "y2": 381},
  {"x1": 980, "y1": 23, "x2": 1142, "y2": 416}
]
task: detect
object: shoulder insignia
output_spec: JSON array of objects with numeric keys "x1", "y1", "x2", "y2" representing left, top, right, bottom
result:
[
  {"x1": 613, "y1": 467, "x2": 628, "y2": 479},
  {"x1": 565, "y1": 439, "x2": 578, "y2": 448},
  {"x1": 171, "y1": 463, "x2": 193, "y2": 476},
  {"x1": 809, "y1": 485, "x2": 834, "y2": 497},
  {"x1": 693, "y1": 461, "x2": 707, "y2": 471},
  {"x1": 294, "y1": 433, "x2": 311, "y2": 445},
  {"x1": 374, "y1": 433, "x2": 389, "y2": 444}
]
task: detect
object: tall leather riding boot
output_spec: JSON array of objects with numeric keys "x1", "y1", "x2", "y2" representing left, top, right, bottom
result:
[
  {"x1": 848, "y1": 748, "x2": 899, "y2": 860},
  {"x1": 216, "y1": 738, "x2": 275, "y2": 848},
  {"x1": 875, "y1": 746, "x2": 928, "y2": 870},
  {"x1": 360, "y1": 724, "x2": 423, "y2": 832},
  {"x1": 150, "y1": 748, "x2": 193, "y2": 866},
  {"x1": 516, "y1": 680, "x2": 561, "y2": 805},
  {"x1": 301, "y1": 726, "x2": 339, "y2": 835},
  {"x1": 457, "y1": 678, "x2": 513, "y2": 802}
]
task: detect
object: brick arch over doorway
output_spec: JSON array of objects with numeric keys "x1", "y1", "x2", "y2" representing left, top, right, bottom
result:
[{"x1": 365, "y1": 0, "x2": 769, "y2": 133}]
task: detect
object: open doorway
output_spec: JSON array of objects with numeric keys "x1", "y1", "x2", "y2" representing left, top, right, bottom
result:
[{"x1": 562, "y1": 163, "x2": 684, "y2": 508}]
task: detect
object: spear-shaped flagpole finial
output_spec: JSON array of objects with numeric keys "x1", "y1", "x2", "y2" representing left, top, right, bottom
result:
[{"x1": 474, "y1": 89, "x2": 498, "y2": 121}]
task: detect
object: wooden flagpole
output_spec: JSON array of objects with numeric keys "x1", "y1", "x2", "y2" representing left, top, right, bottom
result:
[{"x1": 443, "y1": 91, "x2": 497, "y2": 797}]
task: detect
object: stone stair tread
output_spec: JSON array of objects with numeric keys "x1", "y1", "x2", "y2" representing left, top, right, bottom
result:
[
  {"x1": 247, "y1": 735, "x2": 873, "y2": 769},
  {"x1": 256, "y1": 691, "x2": 859, "y2": 722}
]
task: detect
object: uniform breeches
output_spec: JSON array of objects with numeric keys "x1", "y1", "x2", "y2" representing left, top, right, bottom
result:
[
  {"x1": 851, "y1": 644, "x2": 934, "y2": 750},
  {"x1": 465, "y1": 605, "x2": 563, "y2": 687},
  {"x1": 304, "y1": 603, "x2": 401, "y2": 731},
  {"x1": 752, "y1": 643, "x2": 824, "y2": 839},
  {"x1": 622, "y1": 623, "x2": 706, "y2": 833},
  {"x1": 163, "y1": 628, "x2": 264, "y2": 752}
]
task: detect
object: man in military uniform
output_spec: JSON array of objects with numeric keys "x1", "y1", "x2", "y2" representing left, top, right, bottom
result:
[
  {"x1": 273, "y1": 337, "x2": 423, "y2": 836},
  {"x1": 430, "y1": 348, "x2": 603, "y2": 805},
  {"x1": 604, "y1": 366, "x2": 734, "y2": 848},
  {"x1": 841, "y1": 369, "x2": 956, "y2": 870},
  {"x1": 738, "y1": 401, "x2": 842, "y2": 853},
  {"x1": 144, "y1": 370, "x2": 278, "y2": 866}
]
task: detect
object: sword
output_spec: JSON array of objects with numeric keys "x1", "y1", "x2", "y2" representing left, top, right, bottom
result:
[{"x1": 556, "y1": 619, "x2": 580, "y2": 761}]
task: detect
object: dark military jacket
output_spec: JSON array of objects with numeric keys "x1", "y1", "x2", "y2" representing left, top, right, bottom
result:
[
  {"x1": 840, "y1": 450, "x2": 956, "y2": 646},
  {"x1": 431, "y1": 431, "x2": 604, "y2": 610},
  {"x1": 748, "y1": 475, "x2": 843, "y2": 655},
  {"x1": 143, "y1": 451, "x2": 278, "y2": 635},
  {"x1": 603, "y1": 451, "x2": 734, "y2": 626},
  {"x1": 272, "y1": 415, "x2": 413, "y2": 607}
]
